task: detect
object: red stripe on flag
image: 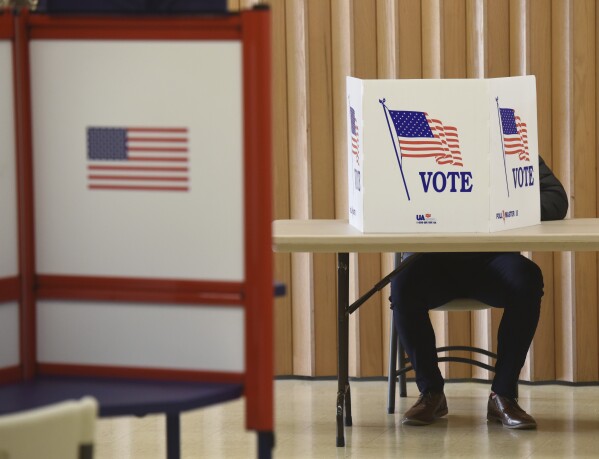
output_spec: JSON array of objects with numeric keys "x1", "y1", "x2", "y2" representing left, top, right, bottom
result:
[
  {"x1": 88, "y1": 175, "x2": 188, "y2": 182},
  {"x1": 127, "y1": 137, "x2": 188, "y2": 143},
  {"x1": 128, "y1": 157, "x2": 188, "y2": 162},
  {"x1": 127, "y1": 147, "x2": 188, "y2": 152},
  {"x1": 89, "y1": 185, "x2": 189, "y2": 192}
]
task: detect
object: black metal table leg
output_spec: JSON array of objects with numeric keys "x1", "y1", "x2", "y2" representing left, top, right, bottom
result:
[
  {"x1": 334, "y1": 252, "x2": 421, "y2": 446},
  {"x1": 257, "y1": 431, "x2": 274, "y2": 459},
  {"x1": 344, "y1": 382, "x2": 352, "y2": 427},
  {"x1": 395, "y1": 253, "x2": 408, "y2": 398},
  {"x1": 336, "y1": 252, "x2": 349, "y2": 447},
  {"x1": 166, "y1": 413, "x2": 180, "y2": 459}
]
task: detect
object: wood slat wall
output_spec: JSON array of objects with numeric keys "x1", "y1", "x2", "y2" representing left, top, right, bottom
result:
[{"x1": 262, "y1": 0, "x2": 599, "y2": 383}]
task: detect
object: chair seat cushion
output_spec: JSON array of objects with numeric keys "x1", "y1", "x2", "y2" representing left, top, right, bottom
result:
[{"x1": 433, "y1": 298, "x2": 491, "y2": 311}]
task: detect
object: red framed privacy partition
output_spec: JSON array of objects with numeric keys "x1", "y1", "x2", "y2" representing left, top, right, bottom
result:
[
  {"x1": 0, "y1": 10, "x2": 21, "y2": 386},
  {"x1": 2, "y1": 7, "x2": 272, "y2": 435}
]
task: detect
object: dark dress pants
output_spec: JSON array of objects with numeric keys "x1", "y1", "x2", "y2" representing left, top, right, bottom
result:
[{"x1": 390, "y1": 252, "x2": 543, "y2": 399}]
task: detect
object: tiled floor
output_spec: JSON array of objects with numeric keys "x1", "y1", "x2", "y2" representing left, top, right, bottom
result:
[{"x1": 96, "y1": 379, "x2": 599, "y2": 458}]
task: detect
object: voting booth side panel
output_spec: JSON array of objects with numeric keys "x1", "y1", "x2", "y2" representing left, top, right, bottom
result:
[
  {"x1": 27, "y1": 20, "x2": 246, "y2": 379},
  {"x1": 0, "y1": 16, "x2": 21, "y2": 384},
  {"x1": 488, "y1": 76, "x2": 541, "y2": 232},
  {"x1": 347, "y1": 77, "x2": 364, "y2": 231},
  {"x1": 36, "y1": 300, "x2": 246, "y2": 378},
  {"x1": 11, "y1": 11, "x2": 273, "y2": 431}
]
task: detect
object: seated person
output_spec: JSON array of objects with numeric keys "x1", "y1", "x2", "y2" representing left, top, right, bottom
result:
[{"x1": 390, "y1": 155, "x2": 568, "y2": 429}]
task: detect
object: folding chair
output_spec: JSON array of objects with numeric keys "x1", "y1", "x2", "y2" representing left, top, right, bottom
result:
[{"x1": 0, "y1": 397, "x2": 98, "y2": 459}]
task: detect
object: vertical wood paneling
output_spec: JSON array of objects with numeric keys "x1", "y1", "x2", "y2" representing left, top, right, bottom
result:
[
  {"x1": 350, "y1": 0, "x2": 383, "y2": 377},
  {"x1": 397, "y1": 0, "x2": 422, "y2": 78},
  {"x1": 228, "y1": 0, "x2": 257, "y2": 10},
  {"x1": 528, "y1": 0, "x2": 556, "y2": 381},
  {"x1": 331, "y1": 0, "x2": 351, "y2": 218},
  {"x1": 467, "y1": 0, "x2": 494, "y2": 381},
  {"x1": 272, "y1": 0, "x2": 599, "y2": 384},
  {"x1": 466, "y1": 0, "x2": 486, "y2": 78},
  {"x1": 441, "y1": 0, "x2": 471, "y2": 380},
  {"x1": 377, "y1": 0, "x2": 397, "y2": 78},
  {"x1": 377, "y1": 0, "x2": 397, "y2": 377},
  {"x1": 487, "y1": 0, "x2": 510, "y2": 78},
  {"x1": 395, "y1": 0, "x2": 422, "y2": 381},
  {"x1": 420, "y1": 0, "x2": 446, "y2": 379},
  {"x1": 444, "y1": 0, "x2": 466, "y2": 79},
  {"x1": 552, "y1": 0, "x2": 574, "y2": 382},
  {"x1": 227, "y1": 0, "x2": 240, "y2": 11},
  {"x1": 307, "y1": 0, "x2": 338, "y2": 376},
  {"x1": 266, "y1": 0, "x2": 293, "y2": 375},
  {"x1": 330, "y1": 0, "x2": 352, "y2": 373},
  {"x1": 484, "y1": 0, "x2": 510, "y2": 378},
  {"x1": 510, "y1": 0, "x2": 530, "y2": 75},
  {"x1": 422, "y1": 0, "x2": 443, "y2": 78},
  {"x1": 286, "y1": 0, "x2": 315, "y2": 376},
  {"x1": 508, "y1": 0, "x2": 535, "y2": 382},
  {"x1": 572, "y1": 0, "x2": 598, "y2": 381}
]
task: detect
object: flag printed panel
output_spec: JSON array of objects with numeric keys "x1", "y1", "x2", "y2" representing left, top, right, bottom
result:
[
  {"x1": 499, "y1": 108, "x2": 529, "y2": 161},
  {"x1": 87, "y1": 127, "x2": 189, "y2": 191},
  {"x1": 30, "y1": 40, "x2": 244, "y2": 279},
  {"x1": 389, "y1": 110, "x2": 463, "y2": 166},
  {"x1": 350, "y1": 106, "x2": 360, "y2": 164}
]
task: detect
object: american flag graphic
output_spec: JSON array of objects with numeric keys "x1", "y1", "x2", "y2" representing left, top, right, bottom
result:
[
  {"x1": 350, "y1": 106, "x2": 360, "y2": 164},
  {"x1": 389, "y1": 110, "x2": 463, "y2": 167},
  {"x1": 86, "y1": 127, "x2": 189, "y2": 192},
  {"x1": 499, "y1": 108, "x2": 529, "y2": 161}
]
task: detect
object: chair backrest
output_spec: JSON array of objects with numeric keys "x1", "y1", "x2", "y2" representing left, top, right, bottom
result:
[
  {"x1": 433, "y1": 298, "x2": 491, "y2": 312},
  {"x1": 0, "y1": 397, "x2": 98, "y2": 459}
]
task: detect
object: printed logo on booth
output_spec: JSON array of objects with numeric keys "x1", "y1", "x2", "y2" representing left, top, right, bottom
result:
[{"x1": 416, "y1": 213, "x2": 437, "y2": 225}]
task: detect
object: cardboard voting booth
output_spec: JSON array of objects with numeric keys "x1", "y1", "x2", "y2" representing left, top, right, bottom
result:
[{"x1": 347, "y1": 76, "x2": 540, "y2": 233}]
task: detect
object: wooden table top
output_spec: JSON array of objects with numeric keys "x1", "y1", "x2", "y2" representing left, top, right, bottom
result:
[{"x1": 273, "y1": 218, "x2": 599, "y2": 253}]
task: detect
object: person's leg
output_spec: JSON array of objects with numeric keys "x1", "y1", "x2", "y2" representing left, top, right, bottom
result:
[
  {"x1": 390, "y1": 253, "x2": 463, "y2": 394},
  {"x1": 467, "y1": 253, "x2": 543, "y2": 398},
  {"x1": 391, "y1": 253, "x2": 469, "y2": 425},
  {"x1": 466, "y1": 252, "x2": 542, "y2": 429}
]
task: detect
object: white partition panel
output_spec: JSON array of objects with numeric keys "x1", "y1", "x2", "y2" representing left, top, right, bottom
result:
[
  {"x1": 37, "y1": 300, "x2": 245, "y2": 372},
  {"x1": 0, "y1": 302, "x2": 20, "y2": 368},
  {"x1": 0, "y1": 41, "x2": 19, "y2": 278},
  {"x1": 30, "y1": 40, "x2": 244, "y2": 280}
]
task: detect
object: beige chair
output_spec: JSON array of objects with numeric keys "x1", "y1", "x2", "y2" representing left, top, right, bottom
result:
[
  {"x1": 388, "y1": 298, "x2": 498, "y2": 413},
  {"x1": 0, "y1": 397, "x2": 98, "y2": 459}
]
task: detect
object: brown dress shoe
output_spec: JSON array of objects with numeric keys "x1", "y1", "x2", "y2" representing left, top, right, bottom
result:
[
  {"x1": 402, "y1": 391, "x2": 448, "y2": 426},
  {"x1": 487, "y1": 394, "x2": 537, "y2": 429}
]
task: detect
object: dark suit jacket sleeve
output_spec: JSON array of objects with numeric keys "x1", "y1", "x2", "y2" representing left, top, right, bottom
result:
[{"x1": 539, "y1": 155, "x2": 568, "y2": 221}]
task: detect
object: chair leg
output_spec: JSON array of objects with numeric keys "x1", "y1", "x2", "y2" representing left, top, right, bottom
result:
[
  {"x1": 392, "y1": 252, "x2": 408, "y2": 399},
  {"x1": 398, "y1": 336, "x2": 407, "y2": 397},
  {"x1": 257, "y1": 431, "x2": 274, "y2": 459},
  {"x1": 166, "y1": 413, "x2": 180, "y2": 459},
  {"x1": 387, "y1": 316, "x2": 398, "y2": 414}
]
